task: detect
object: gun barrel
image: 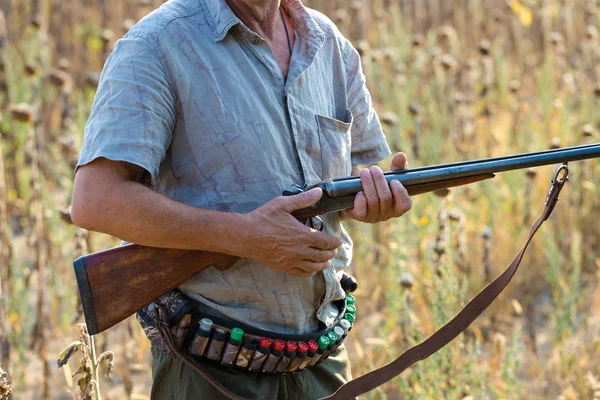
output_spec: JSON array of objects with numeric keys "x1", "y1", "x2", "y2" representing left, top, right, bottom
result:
[{"x1": 325, "y1": 143, "x2": 600, "y2": 197}]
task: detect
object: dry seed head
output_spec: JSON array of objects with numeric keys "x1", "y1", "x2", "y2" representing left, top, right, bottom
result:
[
  {"x1": 491, "y1": 9, "x2": 504, "y2": 23},
  {"x1": 466, "y1": 58, "x2": 478, "y2": 70},
  {"x1": 349, "y1": 0, "x2": 361, "y2": 12},
  {"x1": 525, "y1": 168, "x2": 537, "y2": 179},
  {"x1": 333, "y1": 9, "x2": 348, "y2": 24},
  {"x1": 9, "y1": 103, "x2": 34, "y2": 123},
  {"x1": 481, "y1": 227, "x2": 492, "y2": 240},
  {"x1": 122, "y1": 18, "x2": 136, "y2": 33},
  {"x1": 399, "y1": 272, "x2": 414, "y2": 289},
  {"x1": 509, "y1": 80, "x2": 520, "y2": 93},
  {"x1": 58, "y1": 58, "x2": 70, "y2": 71},
  {"x1": 408, "y1": 103, "x2": 420, "y2": 116},
  {"x1": 380, "y1": 111, "x2": 398, "y2": 127},
  {"x1": 24, "y1": 63, "x2": 39, "y2": 77},
  {"x1": 594, "y1": 84, "x2": 600, "y2": 98},
  {"x1": 48, "y1": 69, "x2": 71, "y2": 88},
  {"x1": 453, "y1": 92, "x2": 464, "y2": 104},
  {"x1": 59, "y1": 207, "x2": 73, "y2": 225},
  {"x1": 86, "y1": 72, "x2": 101, "y2": 89},
  {"x1": 382, "y1": 48, "x2": 396, "y2": 62},
  {"x1": 553, "y1": 98, "x2": 563, "y2": 109},
  {"x1": 549, "y1": 32, "x2": 563, "y2": 46},
  {"x1": 582, "y1": 124, "x2": 594, "y2": 137},
  {"x1": 586, "y1": 25, "x2": 598, "y2": 40},
  {"x1": 440, "y1": 54, "x2": 457, "y2": 71},
  {"x1": 30, "y1": 12, "x2": 41, "y2": 29},
  {"x1": 394, "y1": 63, "x2": 407, "y2": 75},
  {"x1": 355, "y1": 40, "x2": 370, "y2": 56},
  {"x1": 101, "y1": 29, "x2": 115, "y2": 45},
  {"x1": 550, "y1": 137, "x2": 561, "y2": 149},
  {"x1": 430, "y1": 46, "x2": 442, "y2": 60},
  {"x1": 478, "y1": 40, "x2": 491, "y2": 56},
  {"x1": 370, "y1": 50, "x2": 384, "y2": 64},
  {"x1": 434, "y1": 188, "x2": 450, "y2": 197},
  {"x1": 437, "y1": 25, "x2": 457, "y2": 43},
  {"x1": 411, "y1": 33, "x2": 425, "y2": 48}
]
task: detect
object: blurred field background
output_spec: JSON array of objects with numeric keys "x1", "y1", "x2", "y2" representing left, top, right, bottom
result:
[{"x1": 0, "y1": 0, "x2": 599, "y2": 399}]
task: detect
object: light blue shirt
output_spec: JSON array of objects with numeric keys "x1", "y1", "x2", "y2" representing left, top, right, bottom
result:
[{"x1": 78, "y1": 0, "x2": 391, "y2": 334}]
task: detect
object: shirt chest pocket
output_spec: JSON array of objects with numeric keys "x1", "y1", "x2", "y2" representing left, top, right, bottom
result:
[{"x1": 315, "y1": 109, "x2": 353, "y2": 180}]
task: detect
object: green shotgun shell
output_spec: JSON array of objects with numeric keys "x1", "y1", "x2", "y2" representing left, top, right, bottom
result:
[
  {"x1": 345, "y1": 294, "x2": 355, "y2": 305},
  {"x1": 317, "y1": 336, "x2": 330, "y2": 351},
  {"x1": 327, "y1": 331, "x2": 338, "y2": 345},
  {"x1": 346, "y1": 304, "x2": 356, "y2": 315},
  {"x1": 230, "y1": 327, "x2": 244, "y2": 341},
  {"x1": 344, "y1": 313, "x2": 355, "y2": 323}
]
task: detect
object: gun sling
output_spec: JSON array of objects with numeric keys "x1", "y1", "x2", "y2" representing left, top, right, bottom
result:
[{"x1": 148, "y1": 164, "x2": 570, "y2": 399}]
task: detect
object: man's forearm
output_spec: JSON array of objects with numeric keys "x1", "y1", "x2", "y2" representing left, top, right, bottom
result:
[{"x1": 72, "y1": 176, "x2": 248, "y2": 256}]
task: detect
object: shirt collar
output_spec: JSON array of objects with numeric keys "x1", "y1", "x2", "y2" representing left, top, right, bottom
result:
[{"x1": 198, "y1": 0, "x2": 325, "y2": 46}]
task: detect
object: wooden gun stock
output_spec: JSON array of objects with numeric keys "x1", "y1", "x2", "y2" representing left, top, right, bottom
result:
[{"x1": 74, "y1": 245, "x2": 239, "y2": 335}]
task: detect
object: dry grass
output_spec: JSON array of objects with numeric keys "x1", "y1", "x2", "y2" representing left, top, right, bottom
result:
[{"x1": 0, "y1": 0, "x2": 599, "y2": 398}]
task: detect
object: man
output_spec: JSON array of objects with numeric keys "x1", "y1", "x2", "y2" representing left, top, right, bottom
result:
[{"x1": 71, "y1": 0, "x2": 412, "y2": 398}]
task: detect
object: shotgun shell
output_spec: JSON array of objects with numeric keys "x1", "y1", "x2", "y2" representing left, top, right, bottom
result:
[
  {"x1": 330, "y1": 326, "x2": 346, "y2": 353},
  {"x1": 206, "y1": 328, "x2": 227, "y2": 361},
  {"x1": 345, "y1": 294, "x2": 355, "y2": 306},
  {"x1": 262, "y1": 339, "x2": 285, "y2": 372},
  {"x1": 188, "y1": 318, "x2": 213, "y2": 357},
  {"x1": 234, "y1": 338, "x2": 258, "y2": 369},
  {"x1": 221, "y1": 327, "x2": 244, "y2": 365},
  {"x1": 344, "y1": 313, "x2": 355, "y2": 325},
  {"x1": 275, "y1": 341, "x2": 297, "y2": 373},
  {"x1": 319, "y1": 331, "x2": 339, "y2": 362},
  {"x1": 309, "y1": 336, "x2": 330, "y2": 367},
  {"x1": 173, "y1": 313, "x2": 192, "y2": 348},
  {"x1": 286, "y1": 341, "x2": 308, "y2": 372},
  {"x1": 298, "y1": 340, "x2": 319, "y2": 370},
  {"x1": 248, "y1": 337, "x2": 272, "y2": 371},
  {"x1": 345, "y1": 304, "x2": 356, "y2": 316}
]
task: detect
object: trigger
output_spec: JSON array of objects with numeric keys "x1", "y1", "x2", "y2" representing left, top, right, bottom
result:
[{"x1": 305, "y1": 217, "x2": 324, "y2": 231}]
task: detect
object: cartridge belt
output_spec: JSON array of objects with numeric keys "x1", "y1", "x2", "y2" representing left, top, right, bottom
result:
[{"x1": 137, "y1": 289, "x2": 357, "y2": 375}]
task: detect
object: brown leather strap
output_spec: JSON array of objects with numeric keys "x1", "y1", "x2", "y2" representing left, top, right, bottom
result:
[
  {"x1": 322, "y1": 164, "x2": 570, "y2": 400},
  {"x1": 158, "y1": 165, "x2": 569, "y2": 400}
]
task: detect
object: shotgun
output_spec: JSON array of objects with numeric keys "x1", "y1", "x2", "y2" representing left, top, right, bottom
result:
[{"x1": 74, "y1": 143, "x2": 600, "y2": 335}]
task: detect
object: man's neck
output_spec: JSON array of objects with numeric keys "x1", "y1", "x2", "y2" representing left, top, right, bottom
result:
[{"x1": 225, "y1": 0, "x2": 282, "y2": 41}]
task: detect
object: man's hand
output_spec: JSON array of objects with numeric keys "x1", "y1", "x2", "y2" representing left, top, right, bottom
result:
[
  {"x1": 240, "y1": 188, "x2": 343, "y2": 278},
  {"x1": 341, "y1": 152, "x2": 412, "y2": 223}
]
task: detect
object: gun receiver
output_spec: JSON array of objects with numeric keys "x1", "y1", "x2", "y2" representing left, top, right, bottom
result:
[{"x1": 74, "y1": 143, "x2": 600, "y2": 335}]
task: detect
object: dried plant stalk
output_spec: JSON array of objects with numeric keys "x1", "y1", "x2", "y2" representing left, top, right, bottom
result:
[{"x1": 0, "y1": 10, "x2": 11, "y2": 374}]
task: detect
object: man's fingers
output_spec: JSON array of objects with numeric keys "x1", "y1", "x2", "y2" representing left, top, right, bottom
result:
[
  {"x1": 278, "y1": 187, "x2": 323, "y2": 213},
  {"x1": 360, "y1": 168, "x2": 379, "y2": 217},
  {"x1": 310, "y1": 231, "x2": 343, "y2": 250},
  {"x1": 303, "y1": 248, "x2": 338, "y2": 263},
  {"x1": 292, "y1": 261, "x2": 331, "y2": 274},
  {"x1": 389, "y1": 152, "x2": 409, "y2": 171},
  {"x1": 370, "y1": 166, "x2": 393, "y2": 215},
  {"x1": 391, "y1": 180, "x2": 412, "y2": 215},
  {"x1": 348, "y1": 191, "x2": 367, "y2": 221}
]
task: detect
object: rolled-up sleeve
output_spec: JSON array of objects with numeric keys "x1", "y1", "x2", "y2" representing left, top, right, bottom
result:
[
  {"x1": 77, "y1": 34, "x2": 175, "y2": 186},
  {"x1": 344, "y1": 41, "x2": 391, "y2": 166}
]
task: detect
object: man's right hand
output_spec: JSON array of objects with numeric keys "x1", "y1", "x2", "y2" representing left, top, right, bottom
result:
[{"x1": 240, "y1": 188, "x2": 343, "y2": 278}]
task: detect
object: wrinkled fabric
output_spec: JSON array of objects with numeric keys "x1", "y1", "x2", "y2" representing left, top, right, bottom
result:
[{"x1": 78, "y1": 0, "x2": 390, "y2": 334}]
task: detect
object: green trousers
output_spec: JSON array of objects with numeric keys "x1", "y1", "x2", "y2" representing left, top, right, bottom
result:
[{"x1": 150, "y1": 345, "x2": 353, "y2": 400}]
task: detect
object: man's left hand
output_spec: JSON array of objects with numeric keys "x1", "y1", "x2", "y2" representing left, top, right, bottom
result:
[{"x1": 341, "y1": 152, "x2": 412, "y2": 223}]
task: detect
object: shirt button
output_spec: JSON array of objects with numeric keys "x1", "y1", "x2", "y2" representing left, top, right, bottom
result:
[{"x1": 252, "y1": 37, "x2": 260, "y2": 44}]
